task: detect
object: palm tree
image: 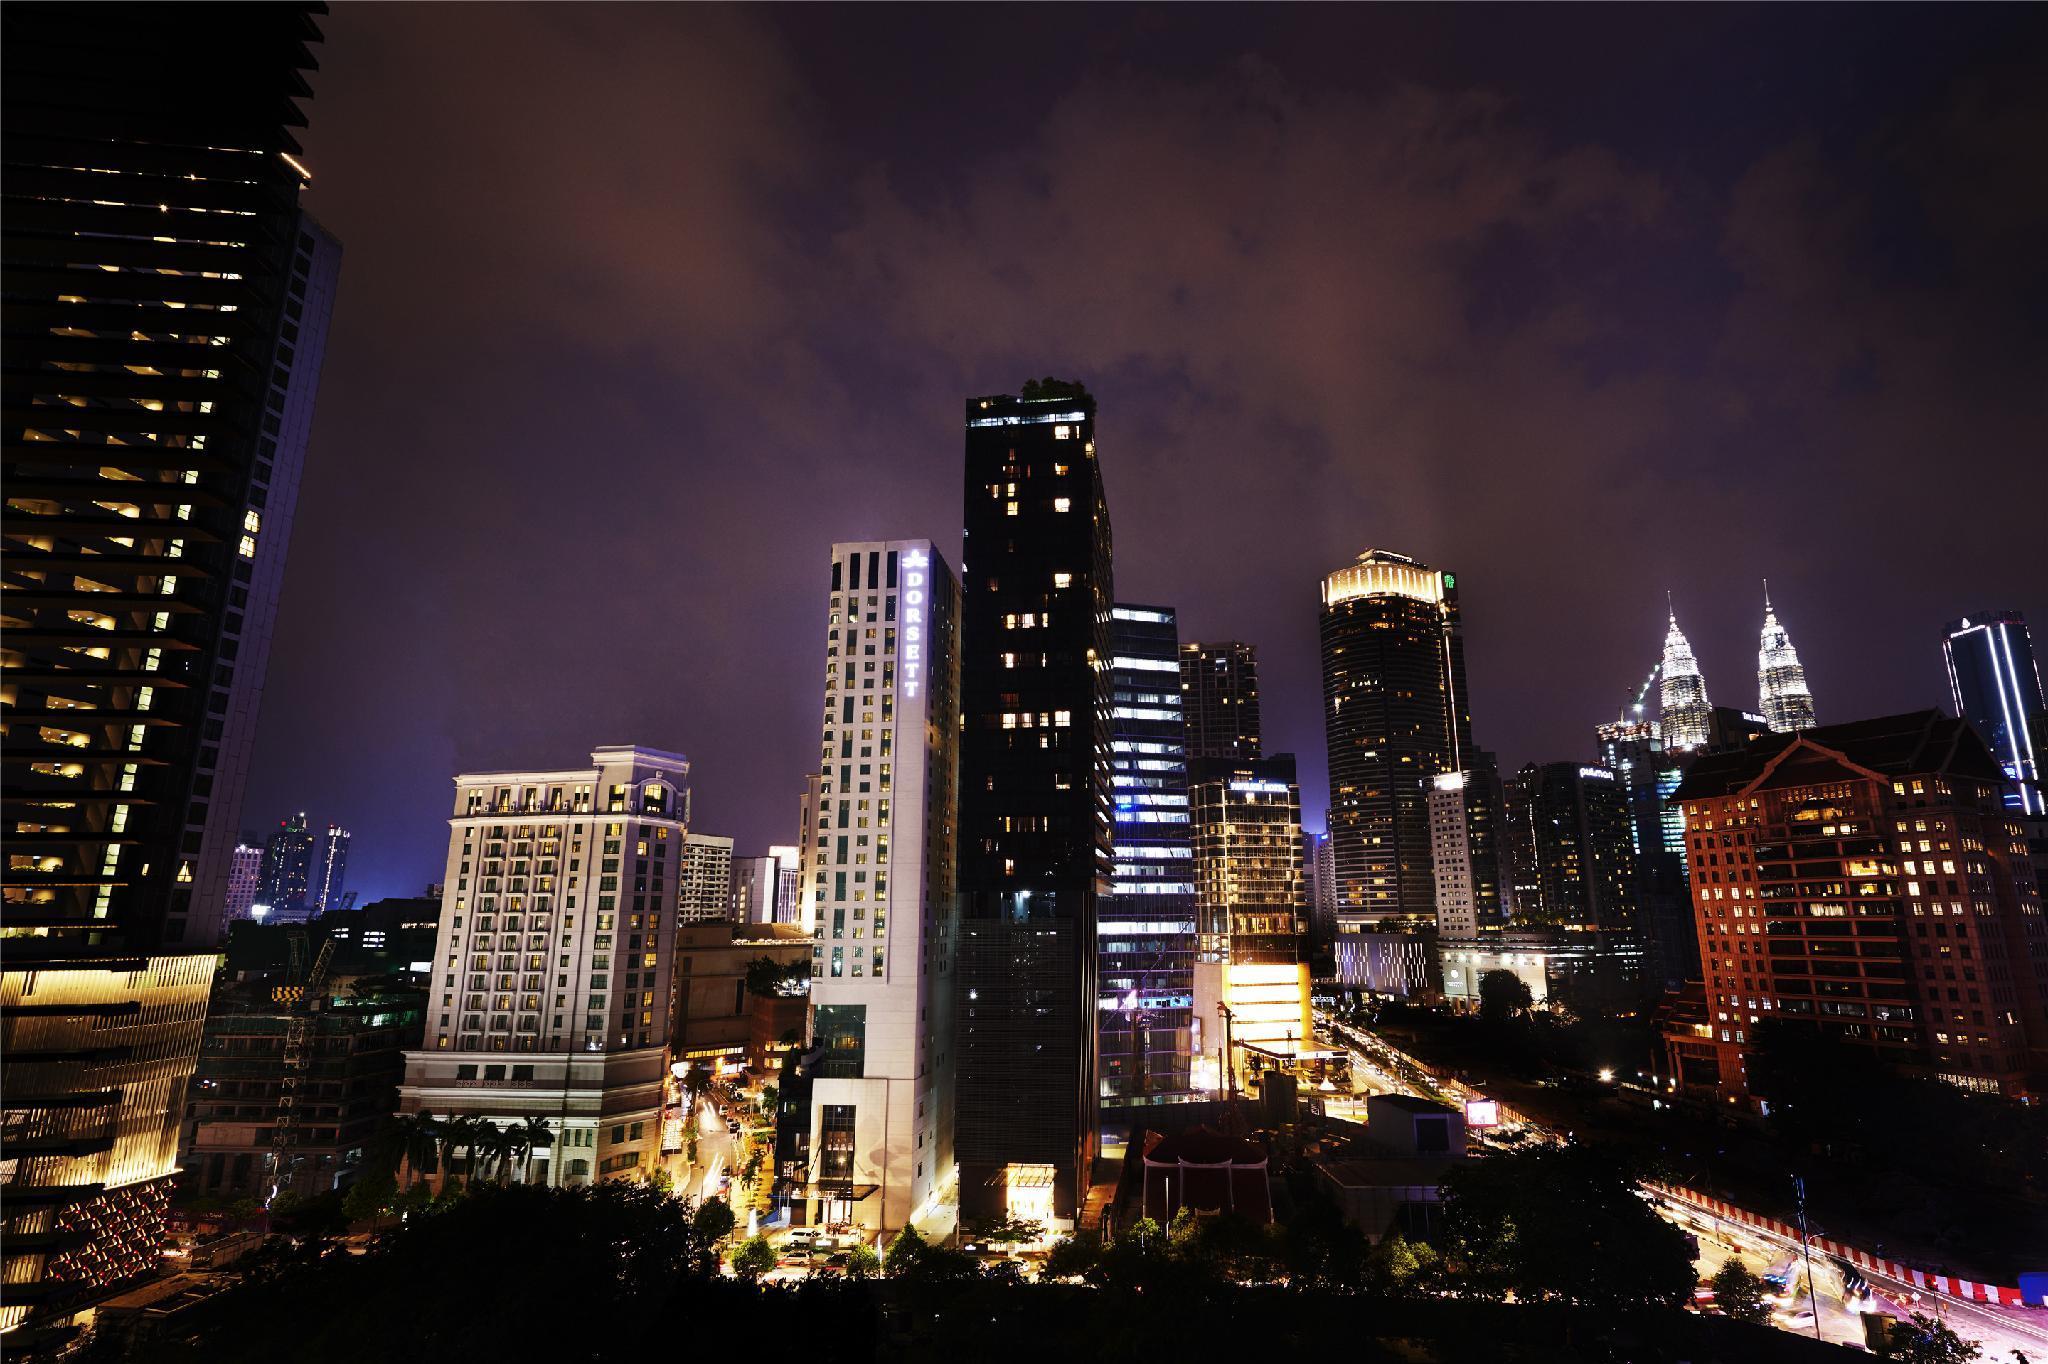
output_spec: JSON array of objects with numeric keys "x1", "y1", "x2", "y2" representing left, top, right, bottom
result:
[
  {"x1": 386, "y1": 1113, "x2": 440, "y2": 1191},
  {"x1": 513, "y1": 1116, "x2": 553, "y2": 1186}
]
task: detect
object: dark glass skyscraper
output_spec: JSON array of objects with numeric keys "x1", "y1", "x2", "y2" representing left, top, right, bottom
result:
[
  {"x1": 1, "y1": 6, "x2": 331, "y2": 1337},
  {"x1": 1099, "y1": 605, "x2": 1196, "y2": 1113},
  {"x1": 1179, "y1": 640, "x2": 1261, "y2": 761},
  {"x1": 1944, "y1": 611, "x2": 2045, "y2": 815},
  {"x1": 955, "y1": 382, "x2": 1113, "y2": 1223},
  {"x1": 259, "y1": 810, "x2": 316, "y2": 912},
  {"x1": 1595, "y1": 716, "x2": 1697, "y2": 981},
  {"x1": 1318, "y1": 550, "x2": 1472, "y2": 931},
  {"x1": 1509, "y1": 762, "x2": 1640, "y2": 936}
]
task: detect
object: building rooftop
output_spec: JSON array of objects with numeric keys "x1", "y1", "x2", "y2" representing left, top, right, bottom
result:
[{"x1": 1673, "y1": 709, "x2": 2006, "y2": 800}]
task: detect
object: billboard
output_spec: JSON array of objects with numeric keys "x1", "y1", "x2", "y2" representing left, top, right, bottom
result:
[{"x1": 1464, "y1": 1098, "x2": 1501, "y2": 1128}]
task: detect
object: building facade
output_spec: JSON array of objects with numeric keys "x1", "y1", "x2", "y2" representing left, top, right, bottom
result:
[
  {"x1": 678, "y1": 832, "x2": 733, "y2": 924},
  {"x1": 223, "y1": 844, "x2": 265, "y2": 924},
  {"x1": 955, "y1": 382, "x2": 1114, "y2": 1225},
  {"x1": 258, "y1": 813, "x2": 316, "y2": 915},
  {"x1": 1428, "y1": 774, "x2": 1481, "y2": 938},
  {"x1": 396, "y1": 748, "x2": 690, "y2": 1188},
  {"x1": 1179, "y1": 640, "x2": 1262, "y2": 761},
  {"x1": 803, "y1": 540, "x2": 962, "y2": 1237},
  {"x1": 1757, "y1": 586, "x2": 1817, "y2": 734},
  {"x1": 1099, "y1": 605, "x2": 1198, "y2": 1113},
  {"x1": 1596, "y1": 715, "x2": 1697, "y2": 982},
  {"x1": 313, "y1": 823, "x2": 350, "y2": 911},
  {"x1": 1944, "y1": 611, "x2": 2045, "y2": 816},
  {"x1": 1663, "y1": 711, "x2": 2048, "y2": 1104},
  {"x1": 1319, "y1": 550, "x2": 1471, "y2": 933}
]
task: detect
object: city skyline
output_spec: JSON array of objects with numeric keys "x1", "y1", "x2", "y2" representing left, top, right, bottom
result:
[{"x1": 232, "y1": 7, "x2": 2043, "y2": 908}]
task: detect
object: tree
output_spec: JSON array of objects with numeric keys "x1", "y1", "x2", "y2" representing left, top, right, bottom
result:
[
  {"x1": 1441, "y1": 1144, "x2": 1693, "y2": 1310},
  {"x1": 730, "y1": 1235, "x2": 777, "y2": 1281},
  {"x1": 1711, "y1": 1260, "x2": 1771, "y2": 1325},
  {"x1": 1478, "y1": 969, "x2": 1534, "y2": 1023},
  {"x1": 693, "y1": 1198, "x2": 736, "y2": 1245},
  {"x1": 744, "y1": 956, "x2": 810, "y2": 999},
  {"x1": 1363, "y1": 1230, "x2": 1441, "y2": 1298},
  {"x1": 1876, "y1": 1313, "x2": 1982, "y2": 1364},
  {"x1": 844, "y1": 1244, "x2": 880, "y2": 1280},
  {"x1": 967, "y1": 1213, "x2": 1045, "y2": 1250},
  {"x1": 342, "y1": 1167, "x2": 396, "y2": 1225},
  {"x1": 1041, "y1": 1234, "x2": 1100, "y2": 1281},
  {"x1": 512, "y1": 1116, "x2": 552, "y2": 1184}
]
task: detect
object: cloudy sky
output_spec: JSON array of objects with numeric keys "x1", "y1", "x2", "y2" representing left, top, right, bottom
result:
[{"x1": 249, "y1": 5, "x2": 2048, "y2": 900}]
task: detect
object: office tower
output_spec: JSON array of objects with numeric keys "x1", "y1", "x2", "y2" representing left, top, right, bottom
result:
[
  {"x1": 1461, "y1": 748, "x2": 1511, "y2": 927},
  {"x1": 802, "y1": 540, "x2": 961, "y2": 1236},
  {"x1": 731, "y1": 854, "x2": 778, "y2": 925},
  {"x1": 797, "y1": 774, "x2": 824, "y2": 930},
  {"x1": 1660, "y1": 605, "x2": 1713, "y2": 752},
  {"x1": 955, "y1": 381, "x2": 1113, "y2": 1226},
  {"x1": 1944, "y1": 611, "x2": 2045, "y2": 815},
  {"x1": 1595, "y1": 715, "x2": 1697, "y2": 981},
  {"x1": 313, "y1": 822, "x2": 350, "y2": 911},
  {"x1": 1188, "y1": 755, "x2": 1311, "y2": 1088},
  {"x1": 1507, "y1": 763, "x2": 1640, "y2": 936},
  {"x1": 1303, "y1": 829, "x2": 1338, "y2": 946},
  {"x1": 678, "y1": 832, "x2": 733, "y2": 923},
  {"x1": 1, "y1": 8, "x2": 332, "y2": 1337},
  {"x1": 1099, "y1": 605, "x2": 1197, "y2": 1112},
  {"x1": 223, "y1": 843, "x2": 265, "y2": 923},
  {"x1": 1318, "y1": 550, "x2": 1472, "y2": 931},
  {"x1": 258, "y1": 812, "x2": 316, "y2": 912},
  {"x1": 1179, "y1": 641, "x2": 1261, "y2": 761},
  {"x1": 397, "y1": 748, "x2": 688, "y2": 1188},
  {"x1": 1662, "y1": 712, "x2": 2048, "y2": 1103},
  {"x1": 1757, "y1": 584, "x2": 1816, "y2": 734},
  {"x1": 768, "y1": 844, "x2": 803, "y2": 924},
  {"x1": 1428, "y1": 774, "x2": 1481, "y2": 938}
]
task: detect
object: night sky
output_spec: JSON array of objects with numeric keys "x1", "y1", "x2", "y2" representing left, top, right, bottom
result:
[{"x1": 246, "y1": 6, "x2": 2048, "y2": 902}]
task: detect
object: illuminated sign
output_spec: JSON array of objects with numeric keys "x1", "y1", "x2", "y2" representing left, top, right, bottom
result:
[
  {"x1": 901, "y1": 549, "x2": 927, "y2": 700},
  {"x1": 1433, "y1": 771, "x2": 1467, "y2": 791},
  {"x1": 1578, "y1": 766, "x2": 1615, "y2": 780},
  {"x1": 1228, "y1": 780, "x2": 1290, "y2": 795},
  {"x1": 1464, "y1": 1098, "x2": 1501, "y2": 1128}
]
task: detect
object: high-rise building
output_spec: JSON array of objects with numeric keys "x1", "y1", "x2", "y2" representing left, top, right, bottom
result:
[
  {"x1": 1507, "y1": 763, "x2": 1640, "y2": 937},
  {"x1": 730, "y1": 854, "x2": 778, "y2": 925},
  {"x1": 955, "y1": 381, "x2": 1113, "y2": 1227},
  {"x1": 797, "y1": 774, "x2": 825, "y2": 930},
  {"x1": 1944, "y1": 611, "x2": 2045, "y2": 815},
  {"x1": 223, "y1": 843, "x2": 265, "y2": 924},
  {"x1": 1188, "y1": 755, "x2": 1311, "y2": 1090},
  {"x1": 1303, "y1": 829, "x2": 1337, "y2": 947},
  {"x1": 1662, "y1": 711, "x2": 2048, "y2": 1103},
  {"x1": 1318, "y1": 550, "x2": 1471, "y2": 932},
  {"x1": 1179, "y1": 641, "x2": 1261, "y2": 761},
  {"x1": 1460, "y1": 748, "x2": 1511, "y2": 928},
  {"x1": 313, "y1": 822, "x2": 350, "y2": 911},
  {"x1": 258, "y1": 812, "x2": 316, "y2": 913},
  {"x1": 2, "y1": 9, "x2": 333, "y2": 1334},
  {"x1": 397, "y1": 748, "x2": 689, "y2": 1188},
  {"x1": 1428, "y1": 774, "x2": 1481, "y2": 939},
  {"x1": 678, "y1": 833, "x2": 734, "y2": 923},
  {"x1": 1099, "y1": 605, "x2": 1197, "y2": 1113},
  {"x1": 1660, "y1": 605, "x2": 1713, "y2": 753},
  {"x1": 1595, "y1": 715, "x2": 1696, "y2": 982},
  {"x1": 1757, "y1": 584, "x2": 1817, "y2": 734},
  {"x1": 802, "y1": 540, "x2": 961, "y2": 1237},
  {"x1": 768, "y1": 844, "x2": 803, "y2": 925}
]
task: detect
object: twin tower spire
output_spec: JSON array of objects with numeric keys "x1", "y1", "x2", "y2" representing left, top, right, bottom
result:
[{"x1": 1659, "y1": 584, "x2": 1815, "y2": 751}]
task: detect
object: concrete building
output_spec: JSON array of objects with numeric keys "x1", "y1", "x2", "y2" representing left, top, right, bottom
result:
[
  {"x1": 679, "y1": 832, "x2": 733, "y2": 924},
  {"x1": 224, "y1": 844, "x2": 265, "y2": 925},
  {"x1": 770, "y1": 844, "x2": 803, "y2": 925},
  {"x1": 1316, "y1": 1094, "x2": 1469, "y2": 1244},
  {"x1": 1428, "y1": 773, "x2": 1480, "y2": 938},
  {"x1": 1178, "y1": 641, "x2": 1262, "y2": 761},
  {"x1": 803, "y1": 539, "x2": 962, "y2": 1237},
  {"x1": 671, "y1": 921, "x2": 811, "y2": 1077},
  {"x1": 396, "y1": 747, "x2": 691, "y2": 1187}
]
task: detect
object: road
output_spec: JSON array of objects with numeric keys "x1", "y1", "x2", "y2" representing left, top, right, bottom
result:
[
  {"x1": 683, "y1": 1096, "x2": 736, "y2": 1203},
  {"x1": 1316, "y1": 1008, "x2": 2048, "y2": 1356}
]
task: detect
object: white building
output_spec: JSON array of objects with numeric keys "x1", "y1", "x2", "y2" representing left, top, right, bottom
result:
[
  {"x1": 679, "y1": 832, "x2": 734, "y2": 924},
  {"x1": 769, "y1": 844, "x2": 803, "y2": 925},
  {"x1": 804, "y1": 540, "x2": 961, "y2": 1237},
  {"x1": 222, "y1": 843, "x2": 263, "y2": 923},
  {"x1": 397, "y1": 746, "x2": 688, "y2": 1187},
  {"x1": 1427, "y1": 772, "x2": 1478, "y2": 938}
]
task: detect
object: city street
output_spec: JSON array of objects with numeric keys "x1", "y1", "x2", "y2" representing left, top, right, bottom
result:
[{"x1": 682, "y1": 1095, "x2": 736, "y2": 1204}]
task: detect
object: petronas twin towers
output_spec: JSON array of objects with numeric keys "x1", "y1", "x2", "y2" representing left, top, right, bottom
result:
[{"x1": 1659, "y1": 585, "x2": 1816, "y2": 751}]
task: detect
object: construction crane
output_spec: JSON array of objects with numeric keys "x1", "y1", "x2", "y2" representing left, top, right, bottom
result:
[
  {"x1": 264, "y1": 930, "x2": 335, "y2": 1207},
  {"x1": 1623, "y1": 663, "x2": 1661, "y2": 722}
]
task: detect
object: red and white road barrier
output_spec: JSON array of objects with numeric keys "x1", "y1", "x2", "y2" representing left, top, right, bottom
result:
[{"x1": 1646, "y1": 1181, "x2": 2028, "y2": 1308}]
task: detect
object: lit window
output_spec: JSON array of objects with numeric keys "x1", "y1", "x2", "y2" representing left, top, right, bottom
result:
[
  {"x1": 1005, "y1": 501, "x2": 1020, "y2": 516},
  {"x1": 1052, "y1": 572, "x2": 1072, "y2": 589},
  {"x1": 1053, "y1": 425, "x2": 1072, "y2": 440},
  {"x1": 238, "y1": 534, "x2": 256, "y2": 558},
  {"x1": 1053, "y1": 497, "x2": 1071, "y2": 512}
]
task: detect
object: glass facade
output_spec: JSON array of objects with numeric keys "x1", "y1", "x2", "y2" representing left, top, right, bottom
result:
[{"x1": 1944, "y1": 611, "x2": 2045, "y2": 815}]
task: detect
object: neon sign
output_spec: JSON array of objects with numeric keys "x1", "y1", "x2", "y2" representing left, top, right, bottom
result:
[{"x1": 902, "y1": 549, "x2": 927, "y2": 700}]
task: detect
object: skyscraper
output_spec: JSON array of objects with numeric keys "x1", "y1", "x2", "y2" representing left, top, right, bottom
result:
[
  {"x1": 768, "y1": 844, "x2": 803, "y2": 925},
  {"x1": 1318, "y1": 550, "x2": 1471, "y2": 931},
  {"x1": 3, "y1": 0, "x2": 338, "y2": 1293},
  {"x1": 398, "y1": 749, "x2": 688, "y2": 1185},
  {"x1": 1595, "y1": 714, "x2": 1696, "y2": 981},
  {"x1": 955, "y1": 381, "x2": 1113, "y2": 1226},
  {"x1": 1660, "y1": 605, "x2": 1713, "y2": 753},
  {"x1": 802, "y1": 540, "x2": 961, "y2": 1236},
  {"x1": 797, "y1": 773, "x2": 825, "y2": 930},
  {"x1": 1944, "y1": 611, "x2": 2046, "y2": 815},
  {"x1": 1757, "y1": 584, "x2": 1817, "y2": 734},
  {"x1": 1179, "y1": 641, "x2": 1261, "y2": 761},
  {"x1": 258, "y1": 812, "x2": 316, "y2": 912},
  {"x1": 314, "y1": 822, "x2": 351, "y2": 911},
  {"x1": 1428, "y1": 774, "x2": 1481, "y2": 938},
  {"x1": 678, "y1": 833, "x2": 734, "y2": 923},
  {"x1": 1100, "y1": 605, "x2": 1197, "y2": 1112},
  {"x1": 223, "y1": 843, "x2": 265, "y2": 923},
  {"x1": 1507, "y1": 763, "x2": 1640, "y2": 938}
]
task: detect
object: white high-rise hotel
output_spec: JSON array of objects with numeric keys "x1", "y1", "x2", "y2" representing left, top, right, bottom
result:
[
  {"x1": 804, "y1": 541, "x2": 960, "y2": 1237},
  {"x1": 398, "y1": 746, "x2": 689, "y2": 1187}
]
